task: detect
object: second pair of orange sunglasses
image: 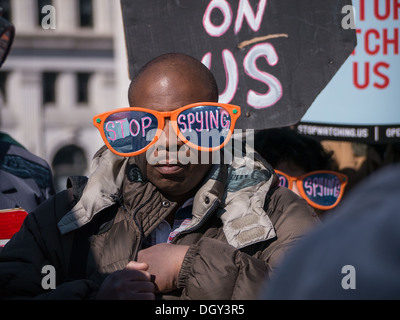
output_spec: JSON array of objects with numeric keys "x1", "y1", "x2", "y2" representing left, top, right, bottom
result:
[
  {"x1": 276, "y1": 170, "x2": 348, "y2": 210},
  {"x1": 93, "y1": 102, "x2": 241, "y2": 157}
]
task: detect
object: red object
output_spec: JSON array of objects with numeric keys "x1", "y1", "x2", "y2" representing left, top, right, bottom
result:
[{"x1": 0, "y1": 208, "x2": 28, "y2": 240}]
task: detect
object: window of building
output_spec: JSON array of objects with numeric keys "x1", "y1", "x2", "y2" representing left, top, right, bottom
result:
[
  {"x1": 0, "y1": 71, "x2": 8, "y2": 105},
  {"x1": 0, "y1": 0, "x2": 12, "y2": 22},
  {"x1": 52, "y1": 145, "x2": 88, "y2": 192},
  {"x1": 79, "y1": 0, "x2": 93, "y2": 28},
  {"x1": 37, "y1": 0, "x2": 53, "y2": 27},
  {"x1": 42, "y1": 72, "x2": 58, "y2": 105},
  {"x1": 77, "y1": 72, "x2": 92, "y2": 105}
]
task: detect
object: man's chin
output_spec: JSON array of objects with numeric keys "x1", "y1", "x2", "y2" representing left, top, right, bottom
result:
[{"x1": 156, "y1": 181, "x2": 193, "y2": 200}]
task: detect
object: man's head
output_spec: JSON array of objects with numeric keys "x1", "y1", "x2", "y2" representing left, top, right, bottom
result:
[{"x1": 128, "y1": 53, "x2": 219, "y2": 202}]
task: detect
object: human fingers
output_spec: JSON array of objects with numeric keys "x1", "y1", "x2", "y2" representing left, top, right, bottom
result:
[
  {"x1": 125, "y1": 261, "x2": 149, "y2": 271},
  {"x1": 96, "y1": 270, "x2": 155, "y2": 300},
  {"x1": 126, "y1": 280, "x2": 155, "y2": 293},
  {"x1": 97, "y1": 282, "x2": 155, "y2": 300},
  {"x1": 113, "y1": 274, "x2": 155, "y2": 300},
  {"x1": 124, "y1": 261, "x2": 152, "y2": 281}
]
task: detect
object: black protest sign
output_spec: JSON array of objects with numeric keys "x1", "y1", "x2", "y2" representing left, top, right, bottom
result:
[{"x1": 121, "y1": 0, "x2": 356, "y2": 130}]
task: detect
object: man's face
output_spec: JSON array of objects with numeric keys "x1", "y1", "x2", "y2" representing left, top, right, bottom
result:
[{"x1": 129, "y1": 67, "x2": 214, "y2": 200}]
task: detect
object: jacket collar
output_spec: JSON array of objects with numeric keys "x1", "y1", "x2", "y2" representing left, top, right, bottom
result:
[
  {"x1": 59, "y1": 147, "x2": 277, "y2": 249},
  {"x1": 58, "y1": 147, "x2": 128, "y2": 234}
]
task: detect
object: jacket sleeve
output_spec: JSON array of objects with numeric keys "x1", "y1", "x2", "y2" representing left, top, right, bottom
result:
[
  {"x1": 177, "y1": 187, "x2": 319, "y2": 300},
  {"x1": 0, "y1": 191, "x2": 99, "y2": 300},
  {"x1": 178, "y1": 237, "x2": 269, "y2": 300}
]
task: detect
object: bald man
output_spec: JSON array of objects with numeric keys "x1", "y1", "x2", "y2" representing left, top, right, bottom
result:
[{"x1": 0, "y1": 53, "x2": 318, "y2": 300}]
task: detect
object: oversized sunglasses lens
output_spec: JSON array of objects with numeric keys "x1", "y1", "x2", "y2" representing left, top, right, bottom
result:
[
  {"x1": 300, "y1": 173, "x2": 344, "y2": 208},
  {"x1": 103, "y1": 111, "x2": 158, "y2": 154},
  {"x1": 177, "y1": 106, "x2": 233, "y2": 149},
  {"x1": 277, "y1": 173, "x2": 289, "y2": 188}
]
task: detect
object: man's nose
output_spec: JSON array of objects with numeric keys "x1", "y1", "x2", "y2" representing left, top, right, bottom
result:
[{"x1": 160, "y1": 119, "x2": 185, "y2": 150}]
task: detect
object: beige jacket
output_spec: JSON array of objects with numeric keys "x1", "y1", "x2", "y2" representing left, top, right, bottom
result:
[{"x1": 0, "y1": 147, "x2": 319, "y2": 299}]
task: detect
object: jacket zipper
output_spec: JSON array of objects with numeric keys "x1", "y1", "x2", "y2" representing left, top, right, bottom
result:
[
  {"x1": 128, "y1": 188, "x2": 158, "y2": 261},
  {"x1": 170, "y1": 198, "x2": 220, "y2": 244}
]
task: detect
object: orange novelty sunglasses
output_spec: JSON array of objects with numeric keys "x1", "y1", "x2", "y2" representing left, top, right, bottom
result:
[
  {"x1": 93, "y1": 102, "x2": 241, "y2": 157},
  {"x1": 275, "y1": 170, "x2": 348, "y2": 210}
]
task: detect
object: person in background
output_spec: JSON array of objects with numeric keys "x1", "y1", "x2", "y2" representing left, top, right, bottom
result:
[
  {"x1": 322, "y1": 140, "x2": 400, "y2": 191},
  {"x1": 259, "y1": 163, "x2": 400, "y2": 300},
  {"x1": 254, "y1": 128, "x2": 348, "y2": 217},
  {"x1": 0, "y1": 9, "x2": 55, "y2": 251},
  {"x1": 0, "y1": 10, "x2": 55, "y2": 212}
]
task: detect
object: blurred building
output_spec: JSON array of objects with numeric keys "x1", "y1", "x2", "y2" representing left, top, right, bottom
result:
[{"x1": 0, "y1": 0, "x2": 130, "y2": 191}]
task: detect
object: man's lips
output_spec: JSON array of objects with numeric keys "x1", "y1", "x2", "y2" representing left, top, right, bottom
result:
[{"x1": 153, "y1": 163, "x2": 186, "y2": 175}]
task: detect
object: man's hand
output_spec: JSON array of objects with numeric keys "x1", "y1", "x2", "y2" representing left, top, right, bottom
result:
[
  {"x1": 96, "y1": 261, "x2": 155, "y2": 300},
  {"x1": 137, "y1": 243, "x2": 189, "y2": 293}
]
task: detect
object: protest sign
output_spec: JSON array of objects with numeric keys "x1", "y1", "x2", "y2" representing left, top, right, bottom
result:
[
  {"x1": 301, "y1": 0, "x2": 400, "y2": 143},
  {"x1": 120, "y1": 0, "x2": 356, "y2": 130}
]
